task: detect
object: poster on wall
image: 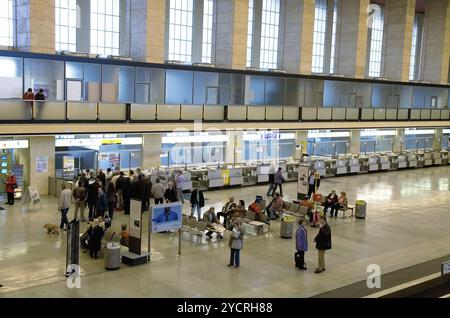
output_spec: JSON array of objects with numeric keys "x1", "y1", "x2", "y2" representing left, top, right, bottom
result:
[
  {"x1": 62, "y1": 156, "x2": 75, "y2": 179},
  {"x1": 35, "y1": 156, "x2": 48, "y2": 174},
  {"x1": 109, "y1": 153, "x2": 120, "y2": 169},
  {"x1": 150, "y1": 202, "x2": 182, "y2": 233},
  {"x1": 13, "y1": 164, "x2": 24, "y2": 188},
  {"x1": 297, "y1": 164, "x2": 309, "y2": 200}
]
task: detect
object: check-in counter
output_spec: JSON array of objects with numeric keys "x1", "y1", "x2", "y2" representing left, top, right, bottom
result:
[
  {"x1": 397, "y1": 154, "x2": 407, "y2": 169},
  {"x1": 407, "y1": 153, "x2": 418, "y2": 168},
  {"x1": 181, "y1": 171, "x2": 193, "y2": 191},
  {"x1": 423, "y1": 151, "x2": 433, "y2": 166},
  {"x1": 440, "y1": 150, "x2": 448, "y2": 165},
  {"x1": 358, "y1": 156, "x2": 369, "y2": 173},
  {"x1": 286, "y1": 162, "x2": 298, "y2": 181},
  {"x1": 205, "y1": 169, "x2": 224, "y2": 189},
  {"x1": 242, "y1": 165, "x2": 257, "y2": 186},
  {"x1": 325, "y1": 159, "x2": 336, "y2": 177},
  {"x1": 312, "y1": 159, "x2": 326, "y2": 177},
  {"x1": 335, "y1": 159, "x2": 348, "y2": 175},
  {"x1": 416, "y1": 152, "x2": 425, "y2": 167},
  {"x1": 348, "y1": 158, "x2": 360, "y2": 173},
  {"x1": 227, "y1": 168, "x2": 244, "y2": 186},
  {"x1": 388, "y1": 154, "x2": 398, "y2": 170},
  {"x1": 368, "y1": 156, "x2": 379, "y2": 171},
  {"x1": 432, "y1": 151, "x2": 442, "y2": 165},
  {"x1": 256, "y1": 164, "x2": 271, "y2": 183},
  {"x1": 379, "y1": 155, "x2": 390, "y2": 170}
]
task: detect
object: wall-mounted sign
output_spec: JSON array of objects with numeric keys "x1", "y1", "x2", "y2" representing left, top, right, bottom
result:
[
  {"x1": 0, "y1": 140, "x2": 29, "y2": 149},
  {"x1": 35, "y1": 156, "x2": 48, "y2": 174}
]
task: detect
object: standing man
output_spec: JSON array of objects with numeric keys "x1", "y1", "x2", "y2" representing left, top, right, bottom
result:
[
  {"x1": 175, "y1": 171, "x2": 185, "y2": 203},
  {"x1": 271, "y1": 167, "x2": 285, "y2": 196},
  {"x1": 266, "y1": 164, "x2": 276, "y2": 197},
  {"x1": 97, "y1": 169, "x2": 106, "y2": 189},
  {"x1": 164, "y1": 181, "x2": 178, "y2": 203},
  {"x1": 4, "y1": 170, "x2": 17, "y2": 205},
  {"x1": 190, "y1": 187, "x2": 205, "y2": 220},
  {"x1": 295, "y1": 219, "x2": 308, "y2": 270},
  {"x1": 58, "y1": 183, "x2": 72, "y2": 231},
  {"x1": 115, "y1": 171, "x2": 126, "y2": 210},
  {"x1": 72, "y1": 181, "x2": 87, "y2": 222},
  {"x1": 87, "y1": 179, "x2": 100, "y2": 220},
  {"x1": 34, "y1": 88, "x2": 45, "y2": 100},
  {"x1": 314, "y1": 216, "x2": 332, "y2": 274},
  {"x1": 151, "y1": 178, "x2": 165, "y2": 205},
  {"x1": 307, "y1": 169, "x2": 321, "y2": 199}
]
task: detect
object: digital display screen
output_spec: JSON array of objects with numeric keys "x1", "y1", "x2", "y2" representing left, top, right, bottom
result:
[
  {"x1": 1, "y1": 162, "x2": 7, "y2": 167},
  {"x1": 1, "y1": 155, "x2": 6, "y2": 160},
  {"x1": 1, "y1": 169, "x2": 7, "y2": 174}
]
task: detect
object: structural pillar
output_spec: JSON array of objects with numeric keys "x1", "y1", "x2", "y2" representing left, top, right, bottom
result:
[
  {"x1": 421, "y1": 0, "x2": 450, "y2": 84},
  {"x1": 295, "y1": 131, "x2": 308, "y2": 159},
  {"x1": 142, "y1": 134, "x2": 162, "y2": 169},
  {"x1": 282, "y1": 0, "x2": 314, "y2": 74},
  {"x1": 214, "y1": 0, "x2": 249, "y2": 69},
  {"x1": 226, "y1": 130, "x2": 244, "y2": 164},
  {"x1": 393, "y1": 129, "x2": 406, "y2": 153},
  {"x1": 16, "y1": 0, "x2": 55, "y2": 53},
  {"x1": 77, "y1": 0, "x2": 91, "y2": 54},
  {"x1": 382, "y1": 0, "x2": 415, "y2": 81},
  {"x1": 349, "y1": 130, "x2": 361, "y2": 154},
  {"x1": 128, "y1": 0, "x2": 166, "y2": 63},
  {"x1": 29, "y1": 136, "x2": 55, "y2": 195},
  {"x1": 433, "y1": 128, "x2": 444, "y2": 151},
  {"x1": 335, "y1": 0, "x2": 370, "y2": 78}
]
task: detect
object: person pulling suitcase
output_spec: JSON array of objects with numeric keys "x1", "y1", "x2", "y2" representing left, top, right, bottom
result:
[{"x1": 295, "y1": 219, "x2": 308, "y2": 270}]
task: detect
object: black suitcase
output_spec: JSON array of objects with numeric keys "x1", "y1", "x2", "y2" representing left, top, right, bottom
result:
[{"x1": 294, "y1": 252, "x2": 301, "y2": 268}]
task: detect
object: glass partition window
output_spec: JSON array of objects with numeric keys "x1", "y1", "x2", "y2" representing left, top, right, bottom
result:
[
  {"x1": 168, "y1": 0, "x2": 194, "y2": 63},
  {"x1": 259, "y1": 0, "x2": 280, "y2": 69},
  {"x1": 0, "y1": 0, "x2": 13, "y2": 47},
  {"x1": 367, "y1": 7, "x2": 384, "y2": 77},
  {"x1": 24, "y1": 59, "x2": 65, "y2": 100},
  {"x1": 405, "y1": 135, "x2": 433, "y2": 151},
  {"x1": 312, "y1": 0, "x2": 327, "y2": 73},
  {"x1": 0, "y1": 56, "x2": 23, "y2": 98},
  {"x1": 55, "y1": 0, "x2": 77, "y2": 52},
  {"x1": 202, "y1": 0, "x2": 213, "y2": 63},
  {"x1": 90, "y1": 0, "x2": 120, "y2": 56},
  {"x1": 246, "y1": 0, "x2": 254, "y2": 67}
]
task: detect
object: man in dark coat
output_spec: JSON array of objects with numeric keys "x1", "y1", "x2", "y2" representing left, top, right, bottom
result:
[
  {"x1": 131, "y1": 174, "x2": 147, "y2": 212},
  {"x1": 314, "y1": 216, "x2": 332, "y2": 274},
  {"x1": 97, "y1": 169, "x2": 106, "y2": 189},
  {"x1": 164, "y1": 181, "x2": 178, "y2": 203},
  {"x1": 87, "y1": 179, "x2": 100, "y2": 220}
]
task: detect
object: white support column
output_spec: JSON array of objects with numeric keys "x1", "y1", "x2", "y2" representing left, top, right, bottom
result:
[
  {"x1": 295, "y1": 131, "x2": 308, "y2": 158},
  {"x1": 142, "y1": 134, "x2": 162, "y2": 169},
  {"x1": 433, "y1": 128, "x2": 444, "y2": 151},
  {"x1": 226, "y1": 130, "x2": 244, "y2": 164},
  {"x1": 349, "y1": 130, "x2": 361, "y2": 154},
  {"x1": 393, "y1": 129, "x2": 406, "y2": 153},
  {"x1": 29, "y1": 136, "x2": 55, "y2": 195}
]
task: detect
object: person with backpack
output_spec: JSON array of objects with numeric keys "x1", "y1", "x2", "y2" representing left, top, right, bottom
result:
[
  {"x1": 295, "y1": 219, "x2": 308, "y2": 270},
  {"x1": 314, "y1": 216, "x2": 332, "y2": 273}
]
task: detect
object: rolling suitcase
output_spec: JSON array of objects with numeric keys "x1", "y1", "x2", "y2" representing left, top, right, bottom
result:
[{"x1": 294, "y1": 252, "x2": 301, "y2": 268}]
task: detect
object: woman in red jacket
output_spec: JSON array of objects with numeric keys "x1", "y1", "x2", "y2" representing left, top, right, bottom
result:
[{"x1": 5, "y1": 171, "x2": 17, "y2": 205}]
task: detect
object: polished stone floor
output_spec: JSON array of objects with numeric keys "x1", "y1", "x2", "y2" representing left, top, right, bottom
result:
[{"x1": 0, "y1": 166, "x2": 449, "y2": 298}]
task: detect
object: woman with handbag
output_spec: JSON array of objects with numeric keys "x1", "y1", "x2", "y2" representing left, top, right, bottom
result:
[
  {"x1": 5, "y1": 170, "x2": 17, "y2": 205},
  {"x1": 228, "y1": 218, "x2": 244, "y2": 268}
]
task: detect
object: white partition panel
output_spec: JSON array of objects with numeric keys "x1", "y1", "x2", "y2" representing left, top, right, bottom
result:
[
  {"x1": 346, "y1": 108, "x2": 359, "y2": 120},
  {"x1": 420, "y1": 109, "x2": 431, "y2": 120},
  {"x1": 157, "y1": 104, "x2": 181, "y2": 120},
  {"x1": 228, "y1": 105, "x2": 247, "y2": 120},
  {"x1": 181, "y1": 105, "x2": 203, "y2": 120},
  {"x1": 317, "y1": 108, "x2": 332, "y2": 120},
  {"x1": 98, "y1": 103, "x2": 126, "y2": 120},
  {"x1": 361, "y1": 108, "x2": 374, "y2": 120},
  {"x1": 203, "y1": 105, "x2": 224, "y2": 120},
  {"x1": 35, "y1": 101, "x2": 66, "y2": 120},
  {"x1": 301, "y1": 107, "x2": 317, "y2": 120},
  {"x1": 332, "y1": 108, "x2": 346, "y2": 120},
  {"x1": 131, "y1": 104, "x2": 156, "y2": 120},
  {"x1": 265, "y1": 106, "x2": 283, "y2": 120},
  {"x1": 441, "y1": 109, "x2": 449, "y2": 120},
  {"x1": 385, "y1": 109, "x2": 397, "y2": 120},
  {"x1": 0, "y1": 101, "x2": 32, "y2": 120},
  {"x1": 247, "y1": 106, "x2": 266, "y2": 120},
  {"x1": 397, "y1": 109, "x2": 409, "y2": 120},
  {"x1": 431, "y1": 109, "x2": 441, "y2": 120},
  {"x1": 67, "y1": 102, "x2": 97, "y2": 120},
  {"x1": 283, "y1": 106, "x2": 299, "y2": 120},
  {"x1": 373, "y1": 108, "x2": 386, "y2": 120},
  {"x1": 410, "y1": 109, "x2": 420, "y2": 120}
]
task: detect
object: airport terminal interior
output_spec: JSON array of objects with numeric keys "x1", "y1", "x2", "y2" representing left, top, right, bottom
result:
[{"x1": 0, "y1": 0, "x2": 449, "y2": 298}]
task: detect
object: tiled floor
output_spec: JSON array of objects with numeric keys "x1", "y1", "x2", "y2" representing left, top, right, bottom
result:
[{"x1": 0, "y1": 166, "x2": 449, "y2": 297}]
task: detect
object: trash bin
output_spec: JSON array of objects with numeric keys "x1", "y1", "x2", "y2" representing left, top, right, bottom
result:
[
  {"x1": 355, "y1": 200, "x2": 367, "y2": 219},
  {"x1": 105, "y1": 242, "x2": 121, "y2": 271},
  {"x1": 280, "y1": 215, "x2": 295, "y2": 239}
]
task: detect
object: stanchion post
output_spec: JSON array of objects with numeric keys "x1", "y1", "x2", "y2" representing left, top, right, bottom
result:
[
  {"x1": 148, "y1": 209, "x2": 151, "y2": 262},
  {"x1": 178, "y1": 228, "x2": 182, "y2": 255}
]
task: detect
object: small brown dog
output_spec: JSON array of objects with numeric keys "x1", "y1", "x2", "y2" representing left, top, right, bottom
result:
[{"x1": 44, "y1": 223, "x2": 60, "y2": 235}]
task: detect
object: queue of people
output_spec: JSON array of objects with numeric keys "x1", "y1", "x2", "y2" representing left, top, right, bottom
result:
[{"x1": 23, "y1": 88, "x2": 46, "y2": 100}]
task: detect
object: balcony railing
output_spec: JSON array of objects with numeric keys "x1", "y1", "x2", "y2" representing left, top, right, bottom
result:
[{"x1": 0, "y1": 100, "x2": 449, "y2": 123}]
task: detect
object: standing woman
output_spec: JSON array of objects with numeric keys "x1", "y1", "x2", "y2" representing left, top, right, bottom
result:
[
  {"x1": 228, "y1": 218, "x2": 244, "y2": 268},
  {"x1": 295, "y1": 219, "x2": 308, "y2": 270},
  {"x1": 106, "y1": 182, "x2": 117, "y2": 220},
  {"x1": 314, "y1": 216, "x2": 332, "y2": 274},
  {"x1": 307, "y1": 169, "x2": 321, "y2": 199},
  {"x1": 5, "y1": 170, "x2": 17, "y2": 205}
]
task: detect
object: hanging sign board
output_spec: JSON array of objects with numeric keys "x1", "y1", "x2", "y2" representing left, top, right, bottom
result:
[{"x1": 297, "y1": 164, "x2": 309, "y2": 200}]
